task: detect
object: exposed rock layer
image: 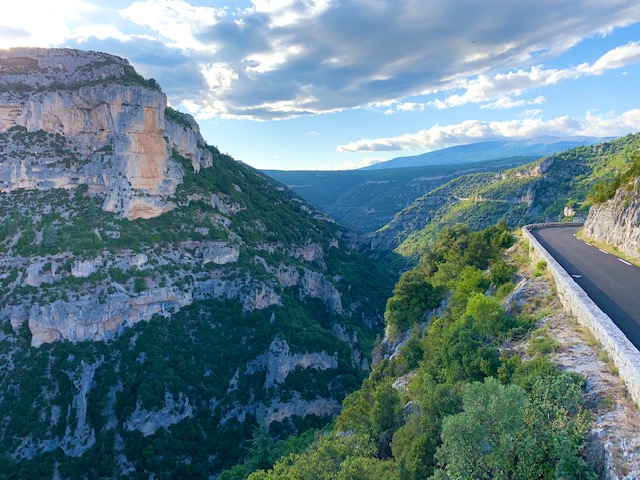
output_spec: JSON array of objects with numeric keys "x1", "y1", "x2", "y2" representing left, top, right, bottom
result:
[
  {"x1": 583, "y1": 179, "x2": 640, "y2": 261},
  {"x1": 0, "y1": 47, "x2": 212, "y2": 219}
]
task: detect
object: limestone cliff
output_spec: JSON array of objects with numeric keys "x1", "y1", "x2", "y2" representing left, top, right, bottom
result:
[
  {"x1": 0, "y1": 48, "x2": 392, "y2": 478},
  {"x1": 0, "y1": 47, "x2": 211, "y2": 219},
  {"x1": 582, "y1": 177, "x2": 640, "y2": 260}
]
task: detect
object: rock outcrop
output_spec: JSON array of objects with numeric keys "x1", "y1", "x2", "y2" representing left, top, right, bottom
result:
[
  {"x1": 0, "y1": 236, "x2": 352, "y2": 346},
  {"x1": 0, "y1": 47, "x2": 389, "y2": 478},
  {"x1": 124, "y1": 392, "x2": 193, "y2": 437},
  {"x1": 25, "y1": 287, "x2": 192, "y2": 347},
  {"x1": 11, "y1": 359, "x2": 103, "y2": 460},
  {"x1": 0, "y1": 47, "x2": 212, "y2": 219},
  {"x1": 583, "y1": 178, "x2": 640, "y2": 261},
  {"x1": 246, "y1": 337, "x2": 338, "y2": 389}
]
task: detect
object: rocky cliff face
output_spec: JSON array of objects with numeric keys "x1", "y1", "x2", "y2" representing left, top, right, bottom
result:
[
  {"x1": 0, "y1": 48, "x2": 392, "y2": 478},
  {"x1": 0, "y1": 47, "x2": 212, "y2": 220},
  {"x1": 582, "y1": 178, "x2": 640, "y2": 260}
]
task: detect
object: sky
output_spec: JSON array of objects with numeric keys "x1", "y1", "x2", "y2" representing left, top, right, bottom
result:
[{"x1": 1, "y1": 0, "x2": 640, "y2": 170}]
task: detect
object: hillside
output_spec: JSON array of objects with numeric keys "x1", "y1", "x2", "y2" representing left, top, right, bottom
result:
[
  {"x1": 264, "y1": 156, "x2": 534, "y2": 233},
  {"x1": 0, "y1": 48, "x2": 394, "y2": 478},
  {"x1": 362, "y1": 136, "x2": 611, "y2": 170},
  {"x1": 242, "y1": 225, "x2": 640, "y2": 479},
  {"x1": 582, "y1": 153, "x2": 640, "y2": 261},
  {"x1": 373, "y1": 133, "x2": 640, "y2": 256}
]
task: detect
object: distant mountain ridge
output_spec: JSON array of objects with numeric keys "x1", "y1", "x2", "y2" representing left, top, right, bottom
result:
[{"x1": 363, "y1": 136, "x2": 614, "y2": 170}]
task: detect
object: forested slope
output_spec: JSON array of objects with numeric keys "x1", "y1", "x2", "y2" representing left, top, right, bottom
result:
[
  {"x1": 374, "y1": 133, "x2": 640, "y2": 257},
  {"x1": 0, "y1": 48, "x2": 394, "y2": 478},
  {"x1": 231, "y1": 225, "x2": 597, "y2": 479}
]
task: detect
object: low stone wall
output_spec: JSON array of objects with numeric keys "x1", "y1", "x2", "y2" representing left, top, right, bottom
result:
[{"x1": 523, "y1": 223, "x2": 640, "y2": 407}]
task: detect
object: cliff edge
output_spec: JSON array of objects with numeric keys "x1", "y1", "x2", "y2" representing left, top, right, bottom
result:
[
  {"x1": 0, "y1": 47, "x2": 212, "y2": 220},
  {"x1": 583, "y1": 172, "x2": 640, "y2": 261}
]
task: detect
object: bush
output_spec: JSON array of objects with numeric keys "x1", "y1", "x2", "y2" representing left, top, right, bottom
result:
[
  {"x1": 134, "y1": 277, "x2": 146, "y2": 293},
  {"x1": 495, "y1": 281, "x2": 515, "y2": 300},
  {"x1": 488, "y1": 260, "x2": 516, "y2": 286},
  {"x1": 588, "y1": 151, "x2": 640, "y2": 204},
  {"x1": 527, "y1": 336, "x2": 562, "y2": 355}
]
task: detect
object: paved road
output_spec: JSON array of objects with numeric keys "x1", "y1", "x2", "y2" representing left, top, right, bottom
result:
[{"x1": 531, "y1": 225, "x2": 640, "y2": 350}]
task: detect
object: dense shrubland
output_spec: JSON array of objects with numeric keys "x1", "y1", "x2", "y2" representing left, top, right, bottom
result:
[
  {"x1": 246, "y1": 223, "x2": 595, "y2": 480},
  {"x1": 588, "y1": 151, "x2": 640, "y2": 204}
]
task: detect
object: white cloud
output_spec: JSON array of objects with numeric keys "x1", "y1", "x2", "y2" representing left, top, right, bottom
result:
[
  {"x1": 120, "y1": 0, "x2": 224, "y2": 50},
  {"x1": 431, "y1": 41, "x2": 640, "y2": 109},
  {"x1": 250, "y1": 0, "x2": 331, "y2": 27},
  {"x1": 396, "y1": 102, "x2": 426, "y2": 112},
  {"x1": 115, "y1": 0, "x2": 640, "y2": 119},
  {"x1": 480, "y1": 95, "x2": 545, "y2": 110},
  {"x1": 201, "y1": 63, "x2": 238, "y2": 93},
  {"x1": 72, "y1": 25, "x2": 156, "y2": 43},
  {"x1": 2, "y1": 0, "x2": 640, "y2": 120},
  {"x1": 586, "y1": 41, "x2": 640, "y2": 74},
  {"x1": 0, "y1": 0, "x2": 97, "y2": 49},
  {"x1": 336, "y1": 109, "x2": 640, "y2": 152}
]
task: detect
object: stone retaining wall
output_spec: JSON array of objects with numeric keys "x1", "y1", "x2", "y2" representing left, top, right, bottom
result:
[{"x1": 523, "y1": 223, "x2": 640, "y2": 406}]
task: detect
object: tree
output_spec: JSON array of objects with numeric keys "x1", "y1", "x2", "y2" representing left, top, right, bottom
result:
[
  {"x1": 433, "y1": 378, "x2": 532, "y2": 480},
  {"x1": 463, "y1": 294, "x2": 515, "y2": 341},
  {"x1": 439, "y1": 319, "x2": 501, "y2": 383},
  {"x1": 385, "y1": 269, "x2": 442, "y2": 334},
  {"x1": 433, "y1": 375, "x2": 595, "y2": 480},
  {"x1": 524, "y1": 374, "x2": 595, "y2": 479},
  {"x1": 370, "y1": 382, "x2": 402, "y2": 457},
  {"x1": 245, "y1": 424, "x2": 277, "y2": 471},
  {"x1": 249, "y1": 433, "x2": 377, "y2": 480},
  {"x1": 447, "y1": 267, "x2": 489, "y2": 318}
]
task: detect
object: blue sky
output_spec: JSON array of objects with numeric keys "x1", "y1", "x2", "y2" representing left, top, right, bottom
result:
[{"x1": 1, "y1": 0, "x2": 640, "y2": 170}]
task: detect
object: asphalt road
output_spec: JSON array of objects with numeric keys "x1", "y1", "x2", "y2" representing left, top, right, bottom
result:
[{"x1": 531, "y1": 225, "x2": 640, "y2": 350}]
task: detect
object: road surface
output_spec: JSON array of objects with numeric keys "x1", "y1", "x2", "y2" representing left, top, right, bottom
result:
[{"x1": 530, "y1": 225, "x2": 640, "y2": 351}]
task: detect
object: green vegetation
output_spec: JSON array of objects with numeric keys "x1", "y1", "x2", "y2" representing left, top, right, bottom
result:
[
  {"x1": 3, "y1": 61, "x2": 162, "y2": 96},
  {"x1": 383, "y1": 133, "x2": 640, "y2": 256},
  {"x1": 0, "y1": 135, "x2": 394, "y2": 477},
  {"x1": 1, "y1": 57, "x2": 617, "y2": 478},
  {"x1": 588, "y1": 151, "x2": 640, "y2": 204},
  {"x1": 264, "y1": 157, "x2": 536, "y2": 234},
  {"x1": 251, "y1": 224, "x2": 595, "y2": 480},
  {"x1": 165, "y1": 106, "x2": 194, "y2": 129}
]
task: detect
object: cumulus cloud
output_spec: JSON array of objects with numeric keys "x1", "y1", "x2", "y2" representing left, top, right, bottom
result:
[
  {"x1": 120, "y1": 0, "x2": 224, "y2": 50},
  {"x1": 336, "y1": 109, "x2": 640, "y2": 152},
  {"x1": 430, "y1": 41, "x2": 640, "y2": 109},
  {"x1": 0, "y1": 0, "x2": 97, "y2": 48},
  {"x1": 3, "y1": 1, "x2": 640, "y2": 120},
  {"x1": 117, "y1": 0, "x2": 640, "y2": 119}
]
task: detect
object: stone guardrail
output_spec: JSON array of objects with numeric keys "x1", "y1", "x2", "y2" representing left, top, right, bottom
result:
[{"x1": 523, "y1": 223, "x2": 640, "y2": 406}]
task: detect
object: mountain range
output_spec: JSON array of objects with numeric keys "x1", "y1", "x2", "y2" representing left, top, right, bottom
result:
[
  {"x1": 362, "y1": 136, "x2": 614, "y2": 170},
  {"x1": 265, "y1": 156, "x2": 535, "y2": 233},
  {"x1": 373, "y1": 133, "x2": 640, "y2": 256}
]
